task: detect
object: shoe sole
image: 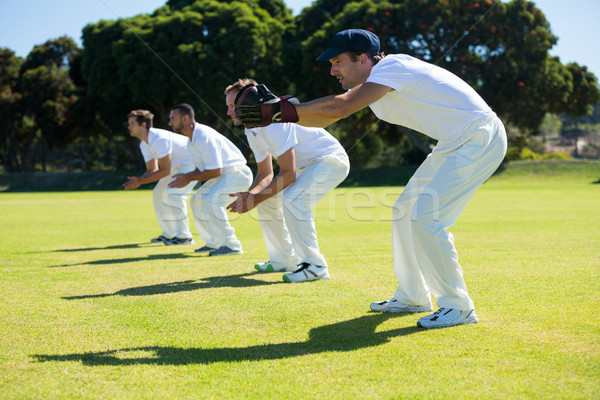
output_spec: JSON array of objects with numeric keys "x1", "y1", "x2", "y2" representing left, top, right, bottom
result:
[
  {"x1": 255, "y1": 264, "x2": 296, "y2": 273},
  {"x1": 282, "y1": 274, "x2": 330, "y2": 283},
  {"x1": 164, "y1": 239, "x2": 194, "y2": 246},
  {"x1": 370, "y1": 305, "x2": 433, "y2": 313},
  {"x1": 417, "y1": 317, "x2": 478, "y2": 329},
  {"x1": 255, "y1": 264, "x2": 275, "y2": 272}
]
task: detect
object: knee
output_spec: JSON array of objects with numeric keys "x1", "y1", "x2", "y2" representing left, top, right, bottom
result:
[
  {"x1": 282, "y1": 198, "x2": 311, "y2": 221},
  {"x1": 410, "y1": 204, "x2": 442, "y2": 237}
]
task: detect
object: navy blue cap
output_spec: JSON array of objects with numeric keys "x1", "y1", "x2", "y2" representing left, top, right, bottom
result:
[{"x1": 316, "y1": 29, "x2": 380, "y2": 61}]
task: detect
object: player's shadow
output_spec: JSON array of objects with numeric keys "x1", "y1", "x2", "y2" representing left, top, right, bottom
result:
[
  {"x1": 51, "y1": 243, "x2": 155, "y2": 252},
  {"x1": 62, "y1": 272, "x2": 280, "y2": 299},
  {"x1": 48, "y1": 252, "x2": 198, "y2": 268},
  {"x1": 33, "y1": 313, "x2": 422, "y2": 366}
]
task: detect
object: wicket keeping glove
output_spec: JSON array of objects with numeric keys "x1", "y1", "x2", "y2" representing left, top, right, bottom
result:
[{"x1": 234, "y1": 84, "x2": 299, "y2": 128}]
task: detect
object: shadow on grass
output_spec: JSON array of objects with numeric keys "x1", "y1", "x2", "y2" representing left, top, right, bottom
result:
[
  {"x1": 33, "y1": 313, "x2": 422, "y2": 365},
  {"x1": 48, "y1": 252, "x2": 199, "y2": 268},
  {"x1": 51, "y1": 243, "x2": 161, "y2": 252},
  {"x1": 62, "y1": 272, "x2": 281, "y2": 299}
]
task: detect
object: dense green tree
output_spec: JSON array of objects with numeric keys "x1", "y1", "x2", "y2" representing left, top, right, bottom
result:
[
  {"x1": 0, "y1": 49, "x2": 23, "y2": 171},
  {"x1": 81, "y1": 0, "x2": 294, "y2": 136},
  {"x1": 4, "y1": 0, "x2": 599, "y2": 172},
  {"x1": 0, "y1": 38, "x2": 80, "y2": 172},
  {"x1": 290, "y1": 0, "x2": 599, "y2": 165}
]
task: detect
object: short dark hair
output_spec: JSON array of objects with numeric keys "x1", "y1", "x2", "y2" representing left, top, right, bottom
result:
[
  {"x1": 224, "y1": 78, "x2": 258, "y2": 95},
  {"x1": 127, "y1": 109, "x2": 154, "y2": 128},
  {"x1": 348, "y1": 51, "x2": 386, "y2": 65},
  {"x1": 170, "y1": 103, "x2": 195, "y2": 120}
]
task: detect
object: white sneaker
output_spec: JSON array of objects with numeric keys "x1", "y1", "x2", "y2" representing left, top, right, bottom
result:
[
  {"x1": 417, "y1": 308, "x2": 478, "y2": 329},
  {"x1": 150, "y1": 235, "x2": 170, "y2": 243},
  {"x1": 282, "y1": 263, "x2": 329, "y2": 283},
  {"x1": 164, "y1": 237, "x2": 194, "y2": 246},
  {"x1": 208, "y1": 246, "x2": 243, "y2": 256},
  {"x1": 370, "y1": 298, "x2": 433, "y2": 313},
  {"x1": 254, "y1": 261, "x2": 296, "y2": 273}
]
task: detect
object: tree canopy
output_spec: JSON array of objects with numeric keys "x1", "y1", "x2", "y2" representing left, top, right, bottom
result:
[
  {"x1": 0, "y1": 38, "x2": 80, "y2": 172},
  {"x1": 1, "y1": 0, "x2": 598, "y2": 172}
]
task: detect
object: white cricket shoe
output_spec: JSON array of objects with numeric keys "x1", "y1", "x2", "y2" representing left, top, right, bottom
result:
[
  {"x1": 254, "y1": 261, "x2": 296, "y2": 273},
  {"x1": 164, "y1": 237, "x2": 194, "y2": 246},
  {"x1": 370, "y1": 298, "x2": 433, "y2": 313},
  {"x1": 151, "y1": 235, "x2": 170, "y2": 243},
  {"x1": 417, "y1": 308, "x2": 478, "y2": 329},
  {"x1": 282, "y1": 263, "x2": 329, "y2": 283}
]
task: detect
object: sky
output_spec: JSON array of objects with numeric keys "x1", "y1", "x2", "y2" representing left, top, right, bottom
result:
[{"x1": 0, "y1": 0, "x2": 598, "y2": 78}]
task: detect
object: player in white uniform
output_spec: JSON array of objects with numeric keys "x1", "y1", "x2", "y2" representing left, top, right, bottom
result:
[
  {"x1": 235, "y1": 29, "x2": 507, "y2": 328},
  {"x1": 225, "y1": 79, "x2": 350, "y2": 282},
  {"x1": 124, "y1": 110, "x2": 197, "y2": 245},
  {"x1": 167, "y1": 103, "x2": 252, "y2": 256}
]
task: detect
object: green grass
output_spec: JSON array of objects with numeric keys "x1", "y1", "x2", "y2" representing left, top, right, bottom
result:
[{"x1": 1, "y1": 161, "x2": 599, "y2": 399}]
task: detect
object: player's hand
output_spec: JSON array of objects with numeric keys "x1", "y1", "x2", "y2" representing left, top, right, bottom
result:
[
  {"x1": 227, "y1": 192, "x2": 255, "y2": 214},
  {"x1": 234, "y1": 84, "x2": 299, "y2": 128},
  {"x1": 169, "y1": 173, "x2": 189, "y2": 188},
  {"x1": 123, "y1": 176, "x2": 141, "y2": 190}
]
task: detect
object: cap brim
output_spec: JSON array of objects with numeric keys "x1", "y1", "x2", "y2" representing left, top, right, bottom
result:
[{"x1": 316, "y1": 48, "x2": 346, "y2": 61}]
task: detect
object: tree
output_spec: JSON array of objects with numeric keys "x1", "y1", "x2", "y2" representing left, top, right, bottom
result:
[
  {"x1": 0, "y1": 49, "x2": 23, "y2": 171},
  {"x1": 80, "y1": 0, "x2": 295, "y2": 167},
  {"x1": 0, "y1": 37, "x2": 80, "y2": 172},
  {"x1": 288, "y1": 0, "x2": 599, "y2": 165}
]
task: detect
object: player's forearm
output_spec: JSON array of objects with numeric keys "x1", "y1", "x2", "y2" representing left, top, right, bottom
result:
[
  {"x1": 252, "y1": 170, "x2": 295, "y2": 205},
  {"x1": 249, "y1": 171, "x2": 274, "y2": 194},
  {"x1": 185, "y1": 168, "x2": 222, "y2": 182},
  {"x1": 296, "y1": 95, "x2": 352, "y2": 126},
  {"x1": 137, "y1": 168, "x2": 169, "y2": 185}
]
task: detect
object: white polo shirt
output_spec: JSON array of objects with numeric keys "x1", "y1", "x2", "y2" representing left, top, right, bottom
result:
[
  {"x1": 187, "y1": 123, "x2": 246, "y2": 171},
  {"x1": 140, "y1": 127, "x2": 192, "y2": 168},
  {"x1": 245, "y1": 123, "x2": 344, "y2": 169},
  {"x1": 366, "y1": 54, "x2": 494, "y2": 142}
]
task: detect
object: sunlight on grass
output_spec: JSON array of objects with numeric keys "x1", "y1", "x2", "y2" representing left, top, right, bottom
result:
[{"x1": 0, "y1": 161, "x2": 599, "y2": 399}]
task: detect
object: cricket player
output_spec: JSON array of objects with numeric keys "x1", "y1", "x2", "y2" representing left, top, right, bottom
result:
[
  {"x1": 225, "y1": 78, "x2": 350, "y2": 283},
  {"x1": 235, "y1": 29, "x2": 507, "y2": 328},
  {"x1": 168, "y1": 103, "x2": 252, "y2": 256},
  {"x1": 124, "y1": 109, "x2": 197, "y2": 245}
]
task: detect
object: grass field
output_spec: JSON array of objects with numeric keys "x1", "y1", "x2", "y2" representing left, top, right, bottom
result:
[{"x1": 1, "y1": 161, "x2": 599, "y2": 399}]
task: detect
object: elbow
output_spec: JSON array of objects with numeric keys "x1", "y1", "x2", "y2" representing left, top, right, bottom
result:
[
  {"x1": 331, "y1": 106, "x2": 351, "y2": 119},
  {"x1": 284, "y1": 170, "x2": 296, "y2": 186},
  {"x1": 211, "y1": 168, "x2": 223, "y2": 179}
]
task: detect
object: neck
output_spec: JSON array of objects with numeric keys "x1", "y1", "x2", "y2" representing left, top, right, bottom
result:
[
  {"x1": 181, "y1": 121, "x2": 195, "y2": 139},
  {"x1": 140, "y1": 128, "x2": 150, "y2": 143}
]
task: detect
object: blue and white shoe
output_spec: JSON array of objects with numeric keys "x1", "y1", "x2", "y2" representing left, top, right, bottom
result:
[
  {"x1": 209, "y1": 246, "x2": 243, "y2": 256},
  {"x1": 151, "y1": 235, "x2": 170, "y2": 243},
  {"x1": 195, "y1": 245, "x2": 216, "y2": 253},
  {"x1": 282, "y1": 263, "x2": 329, "y2": 283},
  {"x1": 164, "y1": 237, "x2": 194, "y2": 246},
  {"x1": 417, "y1": 308, "x2": 478, "y2": 329},
  {"x1": 370, "y1": 298, "x2": 433, "y2": 313}
]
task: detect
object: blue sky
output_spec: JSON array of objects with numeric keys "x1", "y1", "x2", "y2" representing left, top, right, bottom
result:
[{"x1": 0, "y1": 0, "x2": 598, "y2": 78}]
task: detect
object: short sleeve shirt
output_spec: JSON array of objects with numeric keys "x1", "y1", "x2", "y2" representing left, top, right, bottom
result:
[
  {"x1": 366, "y1": 54, "x2": 493, "y2": 142},
  {"x1": 245, "y1": 123, "x2": 344, "y2": 169},
  {"x1": 187, "y1": 123, "x2": 246, "y2": 171},
  {"x1": 139, "y1": 128, "x2": 192, "y2": 168}
]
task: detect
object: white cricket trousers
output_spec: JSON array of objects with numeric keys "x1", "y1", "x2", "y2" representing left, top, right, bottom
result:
[
  {"x1": 152, "y1": 163, "x2": 197, "y2": 239},
  {"x1": 256, "y1": 149, "x2": 350, "y2": 268},
  {"x1": 392, "y1": 115, "x2": 507, "y2": 311},
  {"x1": 190, "y1": 165, "x2": 253, "y2": 251}
]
